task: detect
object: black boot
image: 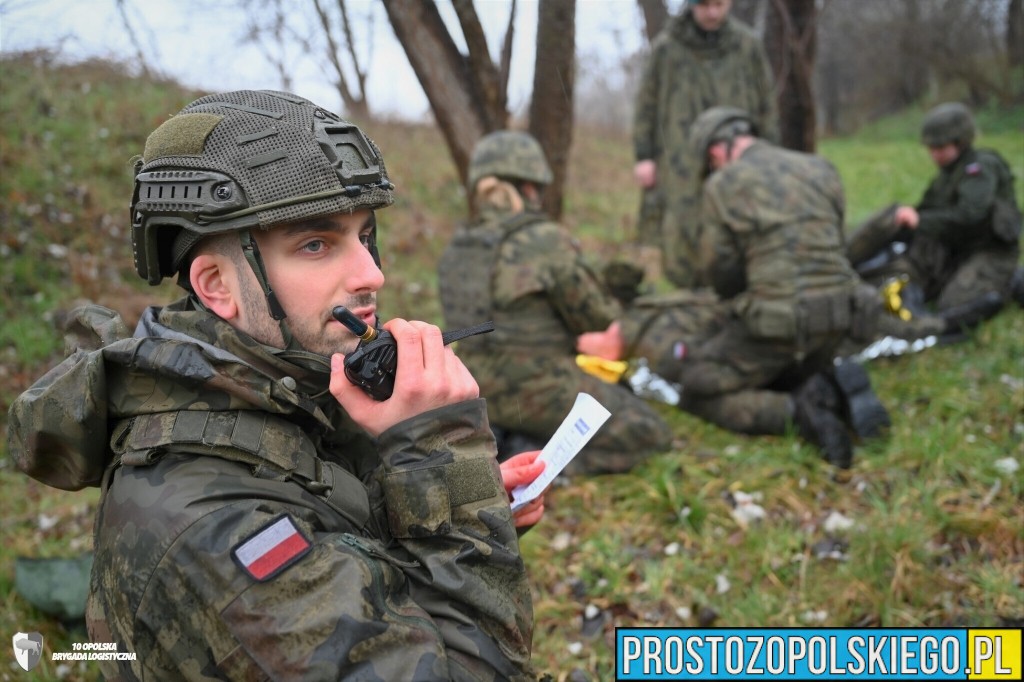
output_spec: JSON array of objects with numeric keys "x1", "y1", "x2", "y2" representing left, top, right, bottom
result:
[
  {"x1": 940, "y1": 291, "x2": 1005, "y2": 334},
  {"x1": 830, "y1": 360, "x2": 891, "y2": 441},
  {"x1": 1010, "y1": 266, "x2": 1024, "y2": 307},
  {"x1": 793, "y1": 375, "x2": 853, "y2": 469}
]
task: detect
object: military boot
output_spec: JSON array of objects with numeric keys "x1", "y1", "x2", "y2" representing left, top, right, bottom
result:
[
  {"x1": 940, "y1": 291, "x2": 1005, "y2": 334},
  {"x1": 792, "y1": 374, "x2": 853, "y2": 469},
  {"x1": 1010, "y1": 266, "x2": 1024, "y2": 307},
  {"x1": 830, "y1": 360, "x2": 891, "y2": 441}
]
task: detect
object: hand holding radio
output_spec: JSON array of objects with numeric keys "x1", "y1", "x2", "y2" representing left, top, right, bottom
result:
[{"x1": 332, "y1": 306, "x2": 494, "y2": 401}]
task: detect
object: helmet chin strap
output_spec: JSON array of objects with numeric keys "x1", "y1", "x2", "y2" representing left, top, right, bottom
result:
[{"x1": 238, "y1": 228, "x2": 304, "y2": 352}]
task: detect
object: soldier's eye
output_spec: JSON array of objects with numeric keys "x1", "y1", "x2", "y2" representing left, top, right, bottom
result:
[{"x1": 302, "y1": 240, "x2": 325, "y2": 253}]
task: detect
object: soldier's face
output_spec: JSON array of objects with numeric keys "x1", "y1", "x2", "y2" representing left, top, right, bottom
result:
[
  {"x1": 927, "y1": 143, "x2": 960, "y2": 168},
  {"x1": 692, "y1": 0, "x2": 732, "y2": 32},
  {"x1": 245, "y1": 209, "x2": 385, "y2": 356}
]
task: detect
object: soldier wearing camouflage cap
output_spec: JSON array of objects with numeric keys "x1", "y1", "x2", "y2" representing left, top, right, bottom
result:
[
  {"x1": 632, "y1": 0, "x2": 778, "y2": 288},
  {"x1": 665, "y1": 106, "x2": 892, "y2": 469},
  {"x1": 7, "y1": 91, "x2": 543, "y2": 680},
  {"x1": 438, "y1": 130, "x2": 672, "y2": 473},
  {"x1": 854, "y1": 101, "x2": 1020, "y2": 317}
]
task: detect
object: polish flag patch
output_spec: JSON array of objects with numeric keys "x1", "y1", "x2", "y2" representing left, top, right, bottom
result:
[{"x1": 232, "y1": 515, "x2": 312, "y2": 581}]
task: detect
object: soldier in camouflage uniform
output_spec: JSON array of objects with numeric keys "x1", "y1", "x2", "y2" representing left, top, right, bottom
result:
[
  {"x1": 850, "y1": 102, "x2": 1020, "y2": 321},
  {"x1": 438, "y1": 131, "x2": 672, "y2": 475},
  {"x1": 667, "y1": 107, "x2": 888, "y2": 468},
  {"x1": 7, "y1": 91, "x2": 542, "y2": 680},
  {"x1": 633, "y1": 0, "x2": 778, "y2": 287}
]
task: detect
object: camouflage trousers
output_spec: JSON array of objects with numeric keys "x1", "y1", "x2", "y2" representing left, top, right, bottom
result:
[
  {"x1": 638, "y1": 310, "x2": 843, "y2": 436},
  {"x1": 461, "y1": 348, "x2": 672, "y2": 474},
  {"x1": 864, "y1": 235, "x2": 1020, "y2": 309}
]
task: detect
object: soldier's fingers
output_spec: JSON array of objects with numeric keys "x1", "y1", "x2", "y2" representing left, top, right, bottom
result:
[{"x1": 513, "y1": 499, "x2": 545, "y2": 527}]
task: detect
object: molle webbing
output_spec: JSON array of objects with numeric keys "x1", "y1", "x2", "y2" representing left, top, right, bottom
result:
[
  {"x1": 382, "y1": 457, "x2": 502, "y2": 538},
  {"x1": 113, "y1": 410, "x2": 371, "y2": 529},
  {"x1": 438, "y1": 212, "x2": 545, "y2": 338}
]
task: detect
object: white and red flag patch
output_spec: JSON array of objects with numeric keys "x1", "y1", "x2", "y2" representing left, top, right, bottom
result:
[{"x1": 232, "y1": 514, "x2": 312, "y2": 581}]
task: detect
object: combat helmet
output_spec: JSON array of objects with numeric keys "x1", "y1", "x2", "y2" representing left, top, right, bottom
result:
[
  {"x1": 920, "y1": 102, "x2": 975, "y2": 149},
  {"x1": 467, "y1": 130, "x2": 553, "y2": 190},
  {"x1": 131, "y1": 90, "x2": 394, "y2": 288},
  {"x1": 689, "y1": 106, "x2": 758, "y2": 175}
]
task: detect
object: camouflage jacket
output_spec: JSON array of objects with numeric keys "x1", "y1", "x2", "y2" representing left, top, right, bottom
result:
[
  {"x1": 916, "y1": 147, "x2": 1021, "y2": 252},
  {"x1": 438, "y1": 205, "x2": 621, "y2": 357},
  {"x1": 632, "y1": 11, "x2": 778, "y2": 178},
  {"x1": 7, "y1": 299, "x2": 535, "y2": 681},
  {"x1": 699, "y1": 141, "x2": 857, "y2": 339}
]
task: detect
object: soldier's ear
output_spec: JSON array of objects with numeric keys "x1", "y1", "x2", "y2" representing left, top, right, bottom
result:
[{"x1": 190, "y1": 253, "x2": 240, "y2": 321}]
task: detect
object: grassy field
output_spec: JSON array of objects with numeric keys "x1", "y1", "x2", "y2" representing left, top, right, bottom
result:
[{"x1": 1, "y1": 53, "x2": 1021, "y2": 681}]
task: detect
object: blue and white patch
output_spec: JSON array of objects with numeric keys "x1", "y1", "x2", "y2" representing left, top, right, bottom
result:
[{"x1": 965, "y1": 162, "x2": 982, "y2": 175}]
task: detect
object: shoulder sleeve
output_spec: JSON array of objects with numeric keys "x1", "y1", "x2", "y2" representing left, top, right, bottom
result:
[
  {"x1": 108, "y1": 401, "x2": 532, "y2": 680},
  {"x1": 698, "y1": 174, "x2": 748, "y2": 298},
  {"x1": 633, "y1": 41, "x2": 665, "y2": 161},
  {"x1": 528, "y1": 222, "x2": 621, "y2": 335},
  {"x1": 917, "y1": 155, "x2": 999, "y2": 240}
]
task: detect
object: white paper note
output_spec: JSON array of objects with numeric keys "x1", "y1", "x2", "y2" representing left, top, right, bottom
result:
[{"x1": 510, "y1": 392, "x2": 611, "y2": 511}]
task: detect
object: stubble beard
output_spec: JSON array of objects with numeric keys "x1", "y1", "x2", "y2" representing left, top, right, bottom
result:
[{"x1": 239, "y1": 279, "x2": 374, "y2": 357}]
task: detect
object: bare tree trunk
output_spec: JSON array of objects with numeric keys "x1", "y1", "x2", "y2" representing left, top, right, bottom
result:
[
  {"x1": 1009, "y1": 0, "x2": 1024, "y2": 68},
  {"x1": 116, "y1": 0, "x2": 153, "y2": 79},
  {"x1": 312, "y1": 0, "x2": 369, "y2": 120},
  {"x1": 529, "y1": 0, "x2": 576, "y2": 219},
  {"x1": 765, "y1": 0, "x2": 817, "y2": 152},
  {"x1": 381, "y1": 0, "x2": 507, "y2": 185},
  {"x1": 637, "y1": 0, "x2": 669, "y2": 42}
]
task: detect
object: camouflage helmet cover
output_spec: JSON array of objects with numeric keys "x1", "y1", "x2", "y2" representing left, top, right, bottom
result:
[
  {"x1": 920, "y1": 102, "x2": 975, "y2": 148},
  {"x1": 689, "y1": 106, "x2": 757, "y2": 163},
  {"x1": 467, "y1": 130, "x2": 554, "y2": 190},
  {"x1": 131, "y1": 90, "x2": 394, "y2": 284}
]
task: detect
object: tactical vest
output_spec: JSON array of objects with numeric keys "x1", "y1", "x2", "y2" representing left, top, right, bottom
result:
[
  {"x1": 975, "y1": 149, "x2": 1021, "y2": 244},
  {"x1": 109, "y1": 409, "x2": 385, "y2": 536},
  {"x1": 438, "y1": 212, "x2": 544, "y2": 345}
]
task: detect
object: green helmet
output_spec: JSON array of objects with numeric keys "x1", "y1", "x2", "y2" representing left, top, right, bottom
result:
[
  {"x1": 689, "y1": 106, "x2": 757, "y2": 174},
  {"x1": 920, "y1": 102, "x2": 975, "y2": 148},
  {"x1": 467, "y1": 130, "x2": 553, "y2": 190},
  {"x1": 131, "y1": 89, "x2": 394, "y2": 285}
]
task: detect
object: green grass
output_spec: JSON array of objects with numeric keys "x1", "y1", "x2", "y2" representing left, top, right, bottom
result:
[{"x1": 1, "y1": 51, "x2": 1022, "y2": 680}]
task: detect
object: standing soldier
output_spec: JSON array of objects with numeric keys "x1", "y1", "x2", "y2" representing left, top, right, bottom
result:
[
  {"x1": 850, "y1": 102, "x2": 1020, "y2": 322},
  {"x1": 7, "y1": 90, "x2": 541, "y2": 680},
  {"x1": 438, "y1": 131, "x2": 673, "y2": 474},
  {"x1": 633, "y1": 0, "x2": 777, "y2": 288}
]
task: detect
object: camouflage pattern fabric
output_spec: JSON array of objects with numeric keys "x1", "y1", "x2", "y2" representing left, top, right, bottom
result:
[
  {"x1": 632, "y1": 11, "x2": 777, "y2": 286},
  {"x1": 439, "y1": 204, "x2": 672, "y2": 474},
  {"x1": 672, "y1": 140, "x2": 857, "y2": 434},
  {"x1": 860, "y1": 147, "x2": 1021, "y2": 309},
  {"x1": 7, "y1": 299, "x2": 536, "y2": 681}
]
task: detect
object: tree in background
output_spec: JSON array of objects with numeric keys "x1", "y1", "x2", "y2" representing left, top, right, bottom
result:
[
  {"x1": 381, "y1": 0, "x2": 511, "y2": 190},
  {"x1": 529, "y1": 0, "x2": 575, "y2": 218},
  {"x1": 815, "y1": 0, "x2": 1019, "y2": 135},
  {"x1": 1010, "y1": 0, "x2": 1023, "y2": 69},
  {"x1": 765, "y1": 0, "x2": 817, "y2": 152},
  {"x1": 242, "y1": 0, "x2": 373, "y2": 122}
]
